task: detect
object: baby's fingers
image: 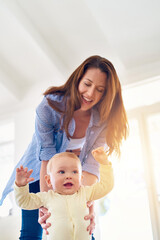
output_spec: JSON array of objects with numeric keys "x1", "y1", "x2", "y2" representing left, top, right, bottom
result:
[
  {"x1": 16, "y1": 167, "x2": 20, "y2": 173},
  {"x1": 93, "y1": 147, "x2": 104, "y2": 153},
  {"x1": 26, "y1": 177, "x2": 34, "y2": 183},
  {"x1": 28, "y1": 169, "x2": 33, "y2": 176},
  {"x1": 26, "y1": 169, "x2": 34, "y2": 182},
  {"x1": 24, "y1": 167, "x2": 28, "y2": 173},
  {"x1": 16, "y1": 165, "x2": 24, "y2": 172}
]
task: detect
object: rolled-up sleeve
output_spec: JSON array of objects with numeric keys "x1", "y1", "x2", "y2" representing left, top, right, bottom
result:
[{"x1": 35, "y1": 96, "x2": 57, "y2": 161}]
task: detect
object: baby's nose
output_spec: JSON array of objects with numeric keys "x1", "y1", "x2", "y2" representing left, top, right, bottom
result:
[{"x1": 66, "y1": 174, "x2": 72, "y2": 179}]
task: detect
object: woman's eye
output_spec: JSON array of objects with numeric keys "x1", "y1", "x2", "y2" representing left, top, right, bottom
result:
[
  {"x1": 97, "y1": 88, "x2": 104, "y2": 93},
  {"x1": 84, "y1": 82, "x2": 90, "y2": 87}
]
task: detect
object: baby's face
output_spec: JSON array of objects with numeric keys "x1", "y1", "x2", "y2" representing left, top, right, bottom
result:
[{"x1": 49, "y1": 156, "x2": 83, "y2": 195}]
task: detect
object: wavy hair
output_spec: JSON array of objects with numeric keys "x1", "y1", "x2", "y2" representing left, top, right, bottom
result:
[{"x1": 44, "y1": 55, "x2": 129, "y2": 156}]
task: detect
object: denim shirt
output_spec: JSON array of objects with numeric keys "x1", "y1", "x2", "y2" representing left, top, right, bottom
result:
[{"x1": 0, "y1": 94, "x2": 107, "y2": 205}]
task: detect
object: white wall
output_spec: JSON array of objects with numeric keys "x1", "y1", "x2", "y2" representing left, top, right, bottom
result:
[
  {"x1": 0, "y1": 215, "x2": 21, "y2": 240},
  {"x1": 0, "y1": 81, "x2": 55, "y2": 239}
]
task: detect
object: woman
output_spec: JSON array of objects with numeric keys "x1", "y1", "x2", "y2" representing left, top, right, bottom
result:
[{"x1": 0, "y1": 55, "x2": 128, "y2": 239}]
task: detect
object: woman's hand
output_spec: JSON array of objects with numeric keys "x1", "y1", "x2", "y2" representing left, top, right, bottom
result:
[
  {"x1": 38, "y1": 207, "x2": 51, "y2": 235},
  {"x1": 84, "y1": 201, "x2": 95, "y2": 235}
]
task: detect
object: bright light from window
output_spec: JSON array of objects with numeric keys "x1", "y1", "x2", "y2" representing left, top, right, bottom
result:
[
  {"x1": 122, "y1": 76, "x2": 160, "y2": 110},
  {"x1": 147, "y1": 113, "x2": 160, "y2": 200},
  {"x1": 99, "y1": 119, "x2": 153, "y2": 240}
]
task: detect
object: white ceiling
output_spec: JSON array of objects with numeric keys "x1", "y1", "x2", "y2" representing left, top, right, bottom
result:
[{"x1": 0, "y1": 0, "x2": 160, "y2": 115}]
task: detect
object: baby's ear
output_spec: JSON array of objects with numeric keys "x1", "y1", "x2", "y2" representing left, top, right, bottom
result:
[
  {"x1": 45, "y1": 175, "x2": 52, "y2": 188},
  {"x1": 81, "y1": 174, "x2": 84, "y2": 183}
]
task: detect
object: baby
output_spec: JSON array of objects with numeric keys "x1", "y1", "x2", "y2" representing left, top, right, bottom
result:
[{"x1": 14, "y1": 147, "x2": 114, "y2": 240}]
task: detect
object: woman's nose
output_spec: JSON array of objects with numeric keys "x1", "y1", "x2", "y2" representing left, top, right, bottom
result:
[{"x1": 87, "y1": 86, "x2": 95, "y2": 97}]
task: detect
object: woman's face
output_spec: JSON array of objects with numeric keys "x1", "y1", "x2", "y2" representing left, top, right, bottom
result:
[{"x1": 78, "y1": 68, "x2": 106, "y2": 112}]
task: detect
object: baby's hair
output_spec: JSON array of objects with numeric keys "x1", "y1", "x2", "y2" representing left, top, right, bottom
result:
[{"x1": 47, "y1": 152, "x2": 81, "y2": 174}]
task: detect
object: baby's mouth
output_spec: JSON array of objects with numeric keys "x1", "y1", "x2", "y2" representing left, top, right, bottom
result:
[{"x1": 64, "y1": 183, "x2": 73, "y2": 187}]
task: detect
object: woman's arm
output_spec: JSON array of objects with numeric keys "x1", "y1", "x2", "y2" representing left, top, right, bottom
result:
[
  {"x1": 40, "y1": 160, "x2": 51, "y2": 192},
  {"x1": 39, "y1": 160, "x2": 52, "y2": 235},
  {"x1": 35, "y1": 96, "x2": 57, "y2": 162},
  {"x1": 82, "y1": 171, "x2": 98, "y2": 186},
  {"x1": 82, "y1": 171, "x2": 97, "y2": 235}
]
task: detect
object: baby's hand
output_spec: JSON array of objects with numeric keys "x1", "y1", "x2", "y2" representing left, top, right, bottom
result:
[
  {"x1": 92, "y1": 147, "x2": 109, "y2": 165},
  {"x1": 15, "y1": 165, "x2": 34, "y2": 187}
]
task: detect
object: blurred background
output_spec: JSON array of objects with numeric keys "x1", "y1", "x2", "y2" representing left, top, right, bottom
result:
[{"x1": 0, "y1": 0, "x2": 160, "y2": 239}]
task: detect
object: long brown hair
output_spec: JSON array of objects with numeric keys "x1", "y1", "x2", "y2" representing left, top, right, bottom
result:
[{"x1": 44, "y1": 55, "x2": 129, "y2": 156}]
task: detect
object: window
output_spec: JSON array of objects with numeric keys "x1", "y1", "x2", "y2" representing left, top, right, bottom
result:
[
  {"x1": 147, "y1": 113, "x2": 160, "y2": 201},
  {"x1": 99, "y1": 118, "x2": 153, "y2": 240},
  {"x1": 97, "y1": 77, "x2": 160, "y2": 240}
]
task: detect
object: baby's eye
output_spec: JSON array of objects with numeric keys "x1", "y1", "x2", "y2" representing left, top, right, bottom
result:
[
  {"x1": 73, "y1": 170, "x2": 78, "y2": 174},
  {"x1": 59, "y1": 170, "x2": 65, "y2": 174}
]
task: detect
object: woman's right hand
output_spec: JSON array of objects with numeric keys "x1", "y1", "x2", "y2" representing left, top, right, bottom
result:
[{"x1": 38, "y1": 207, "x2": 51, "y2": 235}]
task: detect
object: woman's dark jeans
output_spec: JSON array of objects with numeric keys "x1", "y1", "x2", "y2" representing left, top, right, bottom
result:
[{"x1": 19, "y1": 181, "x2": 43, "y2": 239}]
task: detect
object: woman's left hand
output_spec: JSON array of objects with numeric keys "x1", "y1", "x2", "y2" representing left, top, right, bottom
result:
[{"x1": 84, "y1": 201, "x2": 95, "y2": 235}]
